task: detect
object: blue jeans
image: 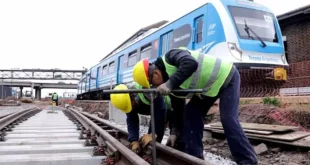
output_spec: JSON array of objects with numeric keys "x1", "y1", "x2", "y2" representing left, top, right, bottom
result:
[{"x1": 183, "y1": 70, "x2": 257, "y2": 164}]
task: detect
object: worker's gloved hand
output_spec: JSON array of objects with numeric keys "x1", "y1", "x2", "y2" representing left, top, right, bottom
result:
[
  {"x1": 129, "y1": 141, "x2": 140, "y2": 154},
  {"x1": 140, "y1": 134, "x2": 157, "y2": 148},
  {"x1": 166, "y1": 135, "x2": 177, "y2": 147},
  {"x1": 157, "y1": 81, "x2": 173, "y2": 95}
]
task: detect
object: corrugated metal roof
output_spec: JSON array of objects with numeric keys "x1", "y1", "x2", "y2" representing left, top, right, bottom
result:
[{"x1": 277, "y1": 4, "x2": 310, "y2": 21}]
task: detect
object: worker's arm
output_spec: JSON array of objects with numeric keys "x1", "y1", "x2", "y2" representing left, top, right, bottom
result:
[
  {"x1": 126, "y1": 102, "x2": 140, "y2": 142},
  {"x1": 164, "y1": 49, "x2": 198, "y2": 89}
]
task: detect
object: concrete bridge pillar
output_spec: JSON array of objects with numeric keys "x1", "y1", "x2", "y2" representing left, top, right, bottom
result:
[
  {"x1": 19, "y1": 87, "x2": 23, "y2": 99},
  {"x1": 35, "y1": 87, "x2": 41, "y2": 100}
]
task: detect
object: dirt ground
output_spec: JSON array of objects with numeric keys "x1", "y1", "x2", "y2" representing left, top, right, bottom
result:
[
  {"x1": 64, "y1": 99, "x2": 310, "y2": 164},
  {"x1": 205, "y1": 103, "x2": 310, "y2": 164},
  {"x1": 66, "y1": 100, "x2": 109, "y2": 119},
  {"x1": 204, "y1": 138, "x2": 309, "y2": 165}
]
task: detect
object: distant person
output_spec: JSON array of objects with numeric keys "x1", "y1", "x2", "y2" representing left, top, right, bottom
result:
[{"x1": 52, "y1": 92, "x2": 58, "y2": 106}]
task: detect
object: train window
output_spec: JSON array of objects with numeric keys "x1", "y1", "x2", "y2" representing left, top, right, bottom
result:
[
  {"x1": 91, "y1": 68, "x2": 96, "y2": 79},
  {"x1": 160, "y1": 31, "x2": 173, "y2": 56},
  {"x1": 228, "y1": 6, "x2": 278, "y2": 42},
  {"x1": 140, "y1": 44, "x2": 152, "y2": 60},
  {"x1": 102, "y1": 65, "x2": 108, "y2": 76},
  {"x1": 128, "y1": 51, "x2": 137, "y2": 66},
  {"x1": 161, "y1": 35, "x2": 167, "y2": 56},
  {"x1": 108, "y1": 61, "x2": 115, "y2": 73},
  {"x1": 196, "y1": 18, "x2": 203, "y2": 43}
]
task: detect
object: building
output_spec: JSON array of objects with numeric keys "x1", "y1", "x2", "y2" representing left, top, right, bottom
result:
[
  {"x1": 0, "y1": 86, "x2": 12, "y2": 99},
  {"x1": 278, "y1": 5, "x2": 310, "y2": 95}
]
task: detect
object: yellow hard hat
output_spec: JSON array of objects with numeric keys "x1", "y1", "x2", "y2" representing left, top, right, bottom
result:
[
  {"x1": 110, "y1": 84, "x2": 132, "y2": 113},
  {"x1": 132, "y1": 59, "x2": 151, "y2": 88}
]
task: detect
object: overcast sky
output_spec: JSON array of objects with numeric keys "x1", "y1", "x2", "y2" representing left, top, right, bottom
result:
[{"x1": 0, "y1": 0, "x2": 309, "y2": 97}]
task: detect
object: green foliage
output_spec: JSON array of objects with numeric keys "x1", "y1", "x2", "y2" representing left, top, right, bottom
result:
[
  {"x1": 240, "y1": 100, "x2": 251, "y2": 105},
  {"x1": 262, "y1": 97, "x2": 281, "y2": 107}
]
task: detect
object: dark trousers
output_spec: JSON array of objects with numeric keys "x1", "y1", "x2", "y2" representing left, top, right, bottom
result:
[
  {"x1": 182, "y1": 70, "x2": 257, "y2": 164},
  {"x1": 126, "y1": 95, "x2": 166, "y2": 143},
  {"x1": 166, "y1": 108, "x2": 186, "y2": 152},
  {"x1": 53, "y1": 99, "x2": 58, "y2": 106}
]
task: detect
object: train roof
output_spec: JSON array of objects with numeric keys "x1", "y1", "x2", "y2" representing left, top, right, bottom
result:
[
  {"x1": 99, "y1": 20, "x2": 168, "y2": 62},
  {"x1": 277, "y1": 4, "x2": 310, "y2": 26},
  {"x1": 98, "y1": 1, "x2": 215, "y2": 62},
  {"x1": 98, "y1": 0, "x2": 272, "y2": 63}
]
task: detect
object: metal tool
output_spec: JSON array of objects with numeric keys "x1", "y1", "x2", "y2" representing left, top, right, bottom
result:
[{"x1": 102, "y1": 88, "x2": 204, "y2": 165}]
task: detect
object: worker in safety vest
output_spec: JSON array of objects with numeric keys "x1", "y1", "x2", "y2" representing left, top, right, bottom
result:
[
  {"x1": 132, "y1": 48, "x2": 258, "y2": 164},
  {"x1": 52, "y1": 92, "x2": 59, "y2": 106},
  {"x1": 110, "y1": 82, "x2": 183, "y2": 154}
]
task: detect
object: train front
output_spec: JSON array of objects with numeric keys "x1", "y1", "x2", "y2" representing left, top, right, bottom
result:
[{"x1": 218, "y1": 0, "x2": 288, "y2": 97}]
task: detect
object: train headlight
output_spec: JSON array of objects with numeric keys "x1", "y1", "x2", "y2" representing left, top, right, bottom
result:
[{"x1": 228, "y1": 42, "x2": 242, "y2": 61}]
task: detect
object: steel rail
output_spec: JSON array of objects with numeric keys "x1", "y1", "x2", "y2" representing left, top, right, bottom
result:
[
  {"x1": 0, "y1": 113, "x2": 14, "y2": 119},
  {"x1": 102, "y1": 88, "x2": 204, "y2": 165},
  {"x1": 79, "y1": 111, "x2": 213, "y2": 165},
  {"x1": 0, "y1": 108, "x2": 40, "y2": 130},
  {"x1": 0, "y1": 107, "x2": 40, "y2": 141},
  {"x1": 102, "y1": 88, "x2": 204, "y2": 94},
  {"x1": 66, "y1": 108, "x2": 150, "y2": 165}
]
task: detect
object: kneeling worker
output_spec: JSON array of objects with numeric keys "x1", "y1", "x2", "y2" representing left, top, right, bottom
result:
[
  {"x1": 110, "y1": 82, "x2": 177, "y2": 155},
  {"x1": 132, "y1": 48, "x2": 258, "y2": 164}
]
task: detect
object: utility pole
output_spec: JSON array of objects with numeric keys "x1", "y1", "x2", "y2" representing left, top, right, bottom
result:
[{"x1": 1, "y1": 79, "x2": 3, "y2": 103}]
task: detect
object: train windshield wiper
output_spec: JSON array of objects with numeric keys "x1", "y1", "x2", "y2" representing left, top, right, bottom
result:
[{"x1": 244, "y1": 20, "x2": 266, "y2": 48}]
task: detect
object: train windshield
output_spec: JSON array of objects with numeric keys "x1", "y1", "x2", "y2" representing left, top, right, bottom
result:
[{"x1": 228, "y1": 6, "x2": 278, "y2": 43}]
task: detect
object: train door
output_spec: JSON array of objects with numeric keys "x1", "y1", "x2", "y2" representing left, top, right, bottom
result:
[
  {"x1": 84, "y1": 77, "x2": 87, "y2": 93},
  {"x1": 159, "y1": 31, "x2": 173, "y2": 56},
  {"x1": 87, "y1": 73, "x2": 90, "y2": 92},
  {"x1": 192, "y1": 15, "x2": 205, "y2": 50},
  {"x1": 117, "y1": 55, "x2": 125, "y2": 84},
  {"x1": 96, "y1": 66, "x2": 100, "y2": 88}
]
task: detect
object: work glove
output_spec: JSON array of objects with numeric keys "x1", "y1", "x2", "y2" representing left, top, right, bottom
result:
[
  {"x1": 140, "y1": 134, "x2": 157, "y2": 148},
  {"x1": 156, "y1": 81, "x2": 173, "y2": 95},
  {"x1": 166, "y1": 135, "x2": 177, "y2": 147},
  {"x1": 129, "y1": 141, "x2": 140, "y2": 154}
]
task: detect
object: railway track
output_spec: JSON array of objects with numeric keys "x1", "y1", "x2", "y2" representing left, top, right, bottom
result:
[
  {"x1": 64, "y1": 106, "x2": 213, "y2": 165},
  {"x1": 0, "y1": 106, "x2": 104, "y2": 165},
  {"x1": 0, "y1": 105, "x2": 215, "y2": 165}
]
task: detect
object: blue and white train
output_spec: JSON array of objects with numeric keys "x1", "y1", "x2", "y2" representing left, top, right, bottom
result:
[{"x1": 77, "y1": 0, "x2": 288, "y2": 100}]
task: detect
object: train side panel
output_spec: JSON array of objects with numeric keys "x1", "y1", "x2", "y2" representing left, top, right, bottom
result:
[
  {"x1": 112, "y1": 4, "x2": 210, "y2": 85},
  {"x1": 97, "y1": 55, "x2": 118, "y2": 90}
]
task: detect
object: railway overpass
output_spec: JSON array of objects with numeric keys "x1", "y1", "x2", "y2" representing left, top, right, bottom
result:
[
  {"x1": 0, "y1": 69, "x2": 87, "y2": 80},
  {"x1": 1, "y1": 81, "x2": 77, "y2": 100}
]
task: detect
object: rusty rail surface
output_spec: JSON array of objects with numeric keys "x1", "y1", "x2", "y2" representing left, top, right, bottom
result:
[
  {"x1": 0, "y1": 107, "x2": 41, "y2": 141},
  {"x1": 65, "y1": 108, "x2": 150, "y2": 165},
  {"x1": 65, "y1": 107, "x2": 213, "y2": 165}
]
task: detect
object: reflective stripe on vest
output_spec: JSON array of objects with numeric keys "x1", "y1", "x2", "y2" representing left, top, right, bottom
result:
[
  {"x1": 135, "y1": 83, "x2": 171, "y2": 109},
  {"x1": 162, "y1": 49, "x2": 232, "y2": 97},
  {"x1": 164, "y1": 95, "x2": 171, "y2": 110},
  {"x1": 135, "y1": 83, "x2": 150, "y2": 105},
  {"x1": 52, "y1": 94, "x2": 58, "y2": 100}
]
